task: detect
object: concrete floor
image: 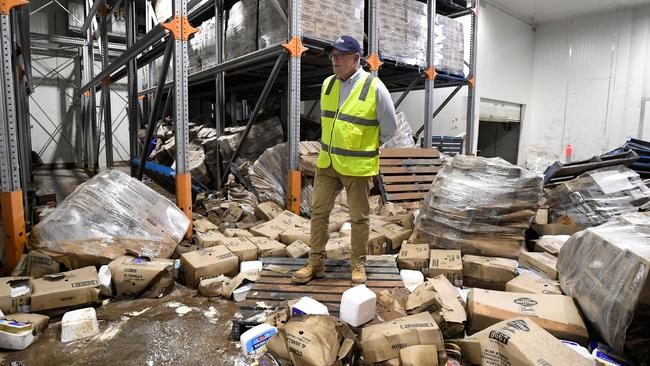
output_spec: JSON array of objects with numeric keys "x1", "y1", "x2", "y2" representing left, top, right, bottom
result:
[{"x1": 1, "y1": 168, "x2": 247, "y2": 365}]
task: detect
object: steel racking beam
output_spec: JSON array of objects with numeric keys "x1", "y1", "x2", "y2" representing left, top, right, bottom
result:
[
  {"x1": 422, "y1": 0, "x2": 436, "y2": 148},
  {"x1": 465, "y1": 0, "x2": 479, "y2": 154}
]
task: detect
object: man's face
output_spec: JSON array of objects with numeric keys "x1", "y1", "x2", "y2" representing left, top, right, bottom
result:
[{"x1": 331, "y1": 49, "x2": 359, "y2": 78}]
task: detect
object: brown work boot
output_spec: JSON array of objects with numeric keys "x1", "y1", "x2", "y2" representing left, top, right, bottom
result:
[
  {"x1": 291, "y1": 262, "x2": 325, "y2": 284},
  {"x1": 351, "y1": 264, "x2": 367, "y2": 284}
]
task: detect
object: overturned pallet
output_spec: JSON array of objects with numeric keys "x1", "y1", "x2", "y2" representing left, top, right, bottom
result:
[
  {"x1": 377, "y1": 148, "x2": 443, "y2": 203},
  {"x1": 240, "y1": 257, "x2": 403, "y2": 317}
]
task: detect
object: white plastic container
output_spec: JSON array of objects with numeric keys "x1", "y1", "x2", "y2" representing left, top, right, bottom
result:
[
  {"x1": 240, "y1": 323, "x2": 278, "y2": 355},
  {"x1": 0, "y1": 319, "x2": 35, "y2": 350},
  {"x1": 61, "y1": 308, "x2": 99, "y2": 342},
  {"x1": 340, "y1": 285, "x2": 376, "y2": 327},
  {"x1": 98, "y1": 265, "x2": 112, "y2": 297},
  {"x1": 400, "y1": 269, "x2": 424, "y2": 292},
  {"x1": 290, "y1": 297, "x2": 330, "y2": 316},
  {"x1": 240, "y1": 261, "x2": 263, "y2": 273},
  {"x1": 233, "y1": 283, "x2": 252, "y2": 302}
]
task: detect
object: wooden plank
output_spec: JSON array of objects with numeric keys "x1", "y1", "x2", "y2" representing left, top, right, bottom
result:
[
  {"x1": 380, "y1": 175, "x2": 437, "y2": 183},
  {"x1": 379, "y1": 158, "x2": 442, "y2": 166},
  {"x1": 263, "y1": 263, "x2": 399, "y2": 274},
  {"x1": 380, "y1": 148, "x2": 440, "y2": 158},
  {"x1": 255, "y1": 277, "x2": 403, "y2": 288},
  {"x1": 380, "y1": 166, "x2": 441, "y2": 174},
  {"x1": 248, "y1": 291, "x2": 343, "y2": 304},
  {"x1": 385, "y1": 192, "x2": 426, "y2": 201},
  {"x1": 251, "y1": 283, "x2": 395, "y2": 295},
  {"x1": 383, "y1": 183, "x2": 431, "y2": 192},
  {"x1": 261, "y1": 257, "x2": 399, "y2": 268},
  {"x1": 258, "y1": 271, "x2": 402, "y2": 281}
]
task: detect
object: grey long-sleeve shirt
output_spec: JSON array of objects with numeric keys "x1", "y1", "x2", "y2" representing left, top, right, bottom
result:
[{"x1": 323, "y1": 67, "x2": 397, "y2": 143}]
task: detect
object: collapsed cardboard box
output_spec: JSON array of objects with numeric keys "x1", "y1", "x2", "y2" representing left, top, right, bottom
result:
[
  {"x1": 180, "y1": 246, "x2": 239, "y2": 288},
  {"x1": 518, "y1": 250, "x2": 558, "y2": 280},
  {"x1": 398, "y1": 243, "x2": 430, "y2": 272},
  {"x1": 108, "y1": 256, "x2": 175, "y2": 298},
  {"x1": 459, "y1": 317, "x2": 595, "y2": 366},
  {"x1": 0, "y1": 277, "x2": 31, "y2": 314},
  {"x1": 366, "y1": 231, "x2": 388, "y2": 255},
  {"x1": 557, "y1": 213, "x2": 650, "y2": 354},
  {"x1": 462, "y1": 255, "x2": 518, "y2": 291},
  {"x1": 30, "y1": 170, "x2": 189, "y2": 268},
  {"x1": 467, "y1": 288, "x2": 589, "y2": 344},
  {"x1": 427, "y1": 276, "x2": 467, "y2": 338},
  {"x1": 429, "y1": 249, "x2": 462, "y2": 286},
  {"x1": 506, "y1": 272, "x2": 562, "y2": 295},
  {"x1": 30, "y1": 266, "x2": 101, "y2": 312},
  {"x1": 360, "y1": 312, "x2": 446, "y2": 364},
  {"x1": 11, "y1": 251, "x2": 60, "y2": 279},
  {"x1": 413, "y1": 156, "x2": 542, "y2": 259},
  {"x1": 247, "y1": 237, "x2": 287, "y2": 258},
  {"x1": 221, "y1": 238, "x2": 259, "y2": 261}
]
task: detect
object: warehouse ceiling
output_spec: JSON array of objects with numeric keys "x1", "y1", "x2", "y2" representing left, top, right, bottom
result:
[{"x1": 487, "y1": 0, "x2": 650, "y2": 24}]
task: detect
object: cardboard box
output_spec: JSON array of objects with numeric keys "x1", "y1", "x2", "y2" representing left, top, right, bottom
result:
[
  {"x1": 108, "y1": 256, "x2": 175, "y2": 298},
  {"x1": 372, "y1": 223, "x2": 412, "y2": 250},
  {"x1": 325, "y1": 237, "x2": 352, "y2": 260},
  {"x1": 286, "y1": 240, "x2": 311, "y2": 259},
  {"x1": 428, "y1": 275, "x2": 466, "y2": 338},
  {"x1": 399, "y1": 345, "x2": 438, "y2": 366},
  {"x1": 506, "y1": 272, "x2": 562, "y2": 295},
  {"x1": 30, "y1": 266, "x2": 101, "y2": 312},
  {"x1": 398, "y1": 243, "x2": 430, "y2": 271},
  {"x1": 250, "y1": 221, "x2": 290, "y2": 240},
  {"x1": 222, "y1": 204, "x2": 244, "y2": 223},
  {"x1": 518, "y1": 251, "x2": 558, "y2": 280},
  {"x1": 534, "y1": 207, "x2": 549, "y2": 225},
  {"x1": 255, "y1": 201, "x2": 284, "y2": 221},
  {"x1": 220, "y1": 238, "x2": 259, "y2": 261},
  {"x1": 0, "y1": 277, "x2": 31, "y2": 314},
  {"x1": 180, "y1": 246, "x2": 239, "y2": 288},
  {"x1": 360, "y1": 312, "x2": 445, "y2": 364},
  {"x1": 531, "y1": 223, "x2": 585, "y2": 236},
  {"x1": 459, "y1": 318, "x2": 594, "y2": 366},
  {"x1": 247, "y1": 237, "x2": 287, "y2": 258},
  {"x1": 223, "y1": 228, "x2": 253, "y2": 238},
  {"x1": 195, "y1": 230, "x2": 228, "y2": 248},
  {"x1": 279, "y1": 226, "x2": 311, "y2": 245},
  {"x1": 428, "y1": 250, "x2": 462, "y2": 286},
  {"x1": 11, "y1": 250, "x2": 60, "y2": 279},
  {"x1": 194, "y1": 218, "x2": 219, "y2": 233},
  {"x1": 467, "y1": 288, "x2": 589, "y2": 344},
  {"x1": 533, "y1": 235, "x2": 569, "y2": 256},
  {"x1": 462, "y1": 255, "x2": 518, "y2": 291}
]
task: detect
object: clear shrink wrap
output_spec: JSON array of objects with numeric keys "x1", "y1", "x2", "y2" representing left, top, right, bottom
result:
[{"x1": 382, "y1": 112, "x2": 416, "y2": 149}]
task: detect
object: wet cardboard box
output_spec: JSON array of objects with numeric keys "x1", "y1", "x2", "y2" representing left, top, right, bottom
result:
[
  {"x1": 221, "y1": 238, "x2": 259, "y2": 261},
  {"x1": 429, "y1": 249, "x2": 462, "y2": 286},
  {"x1": 30, "y1": 266, "x2": 101, "y2": 312},
  {"x1": 247, "y1": 237, "x2": 287, "y2": 258},
  {"x1": 467, "y1": 288, "x2": 589, "y2": 344},
  {"x1": 11, "y1": 250, "x2": 60, "y2": 279},
  {"x1": 518, "y1": 250, "x2": 558, "y2": 280},
  {"x1": 0, "y1": 277, "x2": 32, "y2": 314},
  {"x1": 360, "y1": 312, "x2": 446, "y2": 364},
  {"x1": 398, "y1": 243, "x2": 430, "y2": 272},
  {"x1": 180, "y1": 246, "x2": 239, "y2": 288},
  {"x1": 462, "y1": 255, "x2": 518, "y2": 291},
  {"x1": 108, "y1": 256, "x2": 175, "y2": 298},
  {"x1": 505, "y1": 272, "x2": 562, "y2": 295}
]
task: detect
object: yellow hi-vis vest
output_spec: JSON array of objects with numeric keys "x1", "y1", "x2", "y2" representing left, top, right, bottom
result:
[{"x1": 316, "y1": 73, "x2": 382, "y2": 176}]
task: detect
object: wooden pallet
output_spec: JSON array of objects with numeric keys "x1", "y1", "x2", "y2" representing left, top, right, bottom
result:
[
  {"x1": 240, "y1": 257, "x2": 403, "y2": 317},
  {"x1": 377, "y1": 148, "x2": 443, "y2": 203}
]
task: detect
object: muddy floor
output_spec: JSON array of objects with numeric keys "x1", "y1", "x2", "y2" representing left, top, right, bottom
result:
[{"x1": 1, "y1": 284, "x2": 247, "y2": 366}]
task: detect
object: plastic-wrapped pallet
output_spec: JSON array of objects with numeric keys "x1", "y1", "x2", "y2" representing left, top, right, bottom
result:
[
  {"x1": 545, "y1": 165, "x2": 650, "y2": 227},
  {"x1": 557, "y1": 213, "x2": 650, "y2": 357},
  {"x1": 382, "y1": 112, "x2": 416, "y2": 149},
  {"x1": 216, "y1": 116, "x2": 284, "y2": 162},
  {"x1": 30, "y1": 170, "x2": 190, "y2": 268},
  {"x1": 377, "y1": 0, "x2": 464, "y2": 75},
  {"x1": 225, "y1": 0, "x2": 258, "y2": 61},
  {"x1": 413, "y1": 156, "x2": 543, "y2": 259},
  {"x1": 258, "y1": 0, "x2": 364, "y2": 49}
]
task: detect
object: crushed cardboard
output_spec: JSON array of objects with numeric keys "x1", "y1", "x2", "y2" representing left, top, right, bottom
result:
[
  {"x1": 506, "y1": 272, "x2": 562, "y2": 295},
  {"x1": 180, "y1": 246, "x2": 239, "y2": 288},
  {"x1": 108, "y1": 256, "x2": 175, "y2": 298},
  {"x1": 462, "y1": 255, "x2": 518, "y2": 291}
]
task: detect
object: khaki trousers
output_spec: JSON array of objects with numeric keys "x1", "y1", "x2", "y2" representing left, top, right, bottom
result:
[{"x1": 308, "y1": 166, "x2": 370, "y2": 266}]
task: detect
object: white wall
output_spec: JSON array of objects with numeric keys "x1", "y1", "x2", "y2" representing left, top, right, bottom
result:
[
  {"x1": 392, "y1": 2, "x2": 536, "y2": 153},
  {"x1": 523, "y1": 5, "x2": 650, "y2": 164}
]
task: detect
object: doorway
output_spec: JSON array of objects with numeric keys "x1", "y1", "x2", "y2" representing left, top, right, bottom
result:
[{"x1": 477, "y1": 99, "x2": 522, "y2": 165}]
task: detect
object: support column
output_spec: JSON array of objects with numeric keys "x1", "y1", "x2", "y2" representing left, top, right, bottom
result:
[
  {"x1": 465, "y1": 0, "x2": 479, "y2": 154},
  {"x1": 214, "y1": 0, "x2": 224, "y2": 188},
  {"x1": 100, "y1": 4, "x2": 113, "y2": 167},
  {"x1": 422, "y1": 0, "x2": 436, "y2": 148},
  {"x1": 85, "y1": 0, "x2": 98, "y2": 173},
  {"x1": 0, "y1": 0, "x2": 28, "y2": 274},
  {"x1": 366, "y1": 0, "x2": 382, "y2": 76},
  {"x1": 126, "y1": 0, "x2": 138, "y2": 175},
  {"x1": 285, "y1": 0, "x2": 306, "y2": 214},
  {"x1": 165, "y1": 0, "x2": 197, "y2": 239}
]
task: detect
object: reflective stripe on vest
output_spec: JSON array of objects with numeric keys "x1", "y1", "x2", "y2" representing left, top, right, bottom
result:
[
  {"x1": 320, "y1": 110, "x2": 378, "y2": 127},
  {"x1": 320, "y1": 141, "x2": 379, "y2": 158}
]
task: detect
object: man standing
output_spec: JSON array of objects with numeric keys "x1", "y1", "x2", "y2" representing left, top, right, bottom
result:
[{"x1": 292, "y1": 36, "x2": 397, "y2": 285}]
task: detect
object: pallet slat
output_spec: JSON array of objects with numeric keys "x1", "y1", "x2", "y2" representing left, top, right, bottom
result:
[
  {"x1": 380, "y1": 175, "x2": 437, "y2": 183},
  {"x1": 385, "y1": 192, "x2": 427, "y2": 201},
  {"x1": 379, "y1": 158, "x2": 442, "y2": 166},
  {"x1": 383, "y1": 183, "x2": 431, "y2": 192},
  {"x1": 380, "y1": 166, "x2": 441, "y2": 174},
  {"x1": 380, "y1": 148, "x2": 440, "y2": 158}
]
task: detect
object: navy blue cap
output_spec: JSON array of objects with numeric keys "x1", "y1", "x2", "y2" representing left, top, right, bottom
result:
[{"x1": 326, "y1": 35, "x2": 362, "y2": 54}]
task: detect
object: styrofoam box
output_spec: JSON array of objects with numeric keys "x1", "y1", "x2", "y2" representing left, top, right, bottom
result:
[
  {"x1": 61, "y1": 308, "x2": 99, "y2": 343},
  {"x1": 340, "y1": 285, "x2": 376, "y2": 327},
  {"x1": 240, "y1": 261, "x2": 263, "y2": 273},
  {"x1": 291, "y1": 297, "x2": 330, "y2": 316},
  {"x1": 400, "y1": 269, "x2": 424, "y2": 292}
]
